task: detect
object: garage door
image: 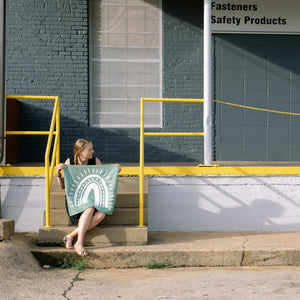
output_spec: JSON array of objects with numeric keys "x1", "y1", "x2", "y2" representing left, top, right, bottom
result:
[{"x1": 213, "y1": 34, "x2": 300, "y2": 161}]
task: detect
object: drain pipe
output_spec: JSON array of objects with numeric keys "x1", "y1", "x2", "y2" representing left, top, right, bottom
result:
[
  {"x1": 203, "y1": 0, "x2": 212, "y2": 165},
  {"x1": 0, "y1": 0, "x2": 5, "y2": 164}
]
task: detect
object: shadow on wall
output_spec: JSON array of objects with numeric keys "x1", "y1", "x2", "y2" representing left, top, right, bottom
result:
[
  {"x1": 149, "y1": 176, "x2": 300, "y2": 232},
  {"x1": 9, "y1": 103, "x2": 202, "y2": 164},
  {"x1": 1, "y1": 178, "x2": 45, "y2": 232}
]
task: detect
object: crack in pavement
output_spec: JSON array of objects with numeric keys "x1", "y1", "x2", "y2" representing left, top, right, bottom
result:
[
  {"x1": 240, "y1": 234, "x2": 249, "y2": 266},
  {"x1": 261, "y1": 255, "x2": 279, "y2": 262},
  {"x1": 63, "y1": 271, "x2": 82, "y2": 299}
]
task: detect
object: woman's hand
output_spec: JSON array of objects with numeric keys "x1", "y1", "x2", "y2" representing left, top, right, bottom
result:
[
  {"x1": 116, "y1": 163, "x2": 122, "y2": 173},
  {"x1": 56, "y1": 163, "x2": 67, "y2": 190},
  {"x1": 56, "y1": 163, "x2": 66, "y2": 177}
]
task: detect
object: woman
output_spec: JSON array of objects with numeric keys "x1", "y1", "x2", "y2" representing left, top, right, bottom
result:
[{"x1": 56, "y1": 138, "x2": 121, "y2": 256}]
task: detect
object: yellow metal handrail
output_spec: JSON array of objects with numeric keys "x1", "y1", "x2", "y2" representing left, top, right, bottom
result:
[
  {"x1": 5, "y1": 95, "x2": 60, "y2": 228},
  {"x1": 139, "y1": 98, "x2": 204, "y2": 227}
]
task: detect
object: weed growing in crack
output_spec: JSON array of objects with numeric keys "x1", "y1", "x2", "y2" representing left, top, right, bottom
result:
[
  {"x1": 73, "y1": 276, "x2": 84, "y2": 281},
  {"x1": 62, "y1": 271, "x2": 84, "y2": 298},
  {"x1": 58, "y1": 255, "x2": 86, "y2": 270},
  {"x1": 146, "y1": 259, "x2": 176, "y2": 269}
]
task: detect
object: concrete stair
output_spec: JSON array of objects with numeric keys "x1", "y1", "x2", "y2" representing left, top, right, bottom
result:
[{"x1": 39, "y1": 176, "x2": 148, "y2": 246}]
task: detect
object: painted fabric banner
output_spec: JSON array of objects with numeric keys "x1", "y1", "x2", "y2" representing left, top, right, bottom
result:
[{"x1": 64, "y1": 164, "x2": 119, "y2": 216}]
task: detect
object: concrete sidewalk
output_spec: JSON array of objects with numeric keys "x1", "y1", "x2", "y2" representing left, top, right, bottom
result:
[
  {"x1": 2, "y1": 232, "x2": 300, "y2": 300},
  {"x1": 29, "y1": 231, "x2": 300, "y2": 268}
]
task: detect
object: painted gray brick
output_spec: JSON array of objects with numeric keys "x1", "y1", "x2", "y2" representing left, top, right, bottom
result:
[{"x1": 6, "y1": 0, "x2": 205, "y2": 163}]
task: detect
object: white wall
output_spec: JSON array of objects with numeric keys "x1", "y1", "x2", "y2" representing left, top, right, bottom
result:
[
  {"x1": 0, "y1": 176, "x2": 45, "y2": 232},
  {"x1": 148, "y1": 175, "x2": 300, "y2": 232},
  {"x1": 3, "y1": 174, "x2": 300, "y2": 233}
]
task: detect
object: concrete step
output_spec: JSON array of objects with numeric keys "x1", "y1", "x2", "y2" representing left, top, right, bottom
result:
[
  {"x1": 103, "y1": 208, "x2": 148, "y2": 225},
  {"x1": 50, "y1": 191, "x2": 148, "y2": 209},
  {"x1": 117, "y1": 176, "x2": 148, "y2": 193},
  {"x1": 43, "y1": 176, "x2": 149, "y2": 247},
  {"x1": 23, "y1": 231, "x2": 300, "y2": 269},
  {"x1": 46, "y1": 208, "x2": 148, "y2": 226},
  {"x1": 38, "y1": 225, "x2": 148, "y2": 246}
]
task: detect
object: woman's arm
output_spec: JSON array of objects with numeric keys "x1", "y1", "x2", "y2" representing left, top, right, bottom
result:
[
  {"x1": 95, "y1": 157, "x2": 102, "y2": 165},
  {"x1": 56, "y1": 158, "x2": 70, "y2": 190}
]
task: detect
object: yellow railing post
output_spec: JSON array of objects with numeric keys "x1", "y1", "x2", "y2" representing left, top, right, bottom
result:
[
  {"x1": 139, "y1": 98, "x2": 205, "y2": 228},
  {"x1": 44, "y1": 96, "x2": 60, "y2": 228},
  {"x1": 139, "y1": 98, "x2": 145, "y2": 227},
  {"x1": 56, "y1": 96, "x2": 60, "y2": 165},
  {"x1": 5, "y1": 95, "x2": 60, "y2": 228}
]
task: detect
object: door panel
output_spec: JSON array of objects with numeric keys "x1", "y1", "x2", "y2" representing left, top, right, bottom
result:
[{"x1": 213, "y1": 34, "x2": 300, "y2": 161}]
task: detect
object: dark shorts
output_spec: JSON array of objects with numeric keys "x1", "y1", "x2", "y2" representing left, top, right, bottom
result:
[
  {"x1": 65, "y1": 197, "x2": 82, "y2": 226},
  {"x1": 68, "y1": 212, "x2": 82, "y2": 226}
]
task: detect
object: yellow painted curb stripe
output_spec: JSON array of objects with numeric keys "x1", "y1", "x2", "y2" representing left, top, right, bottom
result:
[
  {"x1": 1, "y1": 166, "x2": 300, "y2": 176},
  {"x1": 0, "y1": 167, "x2": 46, "y2": 176}
]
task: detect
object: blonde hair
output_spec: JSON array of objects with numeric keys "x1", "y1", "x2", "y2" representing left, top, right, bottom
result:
[{"x1": 73, "y1": 138, "x2": 92, "y2": 165}]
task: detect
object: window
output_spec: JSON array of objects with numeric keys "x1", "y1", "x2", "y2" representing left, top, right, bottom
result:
[{"x1": 89, "y1": 0, "x2": 162, "y2": 128}]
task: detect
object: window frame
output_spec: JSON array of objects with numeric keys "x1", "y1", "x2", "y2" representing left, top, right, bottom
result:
[{"x1": 88, "y1": 0, "x2": 163, "y2": 129}]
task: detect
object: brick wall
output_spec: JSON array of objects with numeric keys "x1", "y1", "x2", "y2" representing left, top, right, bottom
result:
[
  {"x1": 160, "y1": 0, "x2": 204, "y2": 162},
  {"x1": 6, "y1": 0, "x2": 205, "y2": 164},
  {"x1": 6, "y1": 0, "x2": 89, "y2": 162}
]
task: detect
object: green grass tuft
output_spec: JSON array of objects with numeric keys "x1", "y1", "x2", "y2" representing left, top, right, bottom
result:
[
  {"x1": 58, "y1": 255, "x2": 86, "y2": 270},
  {"x1": 146, "y1": 259, "x2": 176, "y2": 269}
]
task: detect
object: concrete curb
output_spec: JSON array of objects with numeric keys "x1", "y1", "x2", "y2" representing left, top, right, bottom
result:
[
  {"x1": 30, "y1": 232, "x2": 300, "y2": 268},
  {"x1": 0, "y1": 219, "x2": 14, "y2": 241},
  {"x1": 31, "y1": 248, "x2": 300, "y2": 269}
]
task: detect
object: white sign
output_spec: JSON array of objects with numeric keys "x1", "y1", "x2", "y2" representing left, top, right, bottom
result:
[{"x1": 211, "y1": 0, "x2": 300, "y2": 34}]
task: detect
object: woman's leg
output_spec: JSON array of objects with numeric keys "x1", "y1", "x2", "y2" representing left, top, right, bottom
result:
[
  {"x1": 75, "y1": 207, "x2": 95, "y2": 246},
  {"x1": 74, "y1": 208, "x2": 105, "y2": 256},
  {"x1": 66, "y1": 210, "x2": 105, "y2": 243}
]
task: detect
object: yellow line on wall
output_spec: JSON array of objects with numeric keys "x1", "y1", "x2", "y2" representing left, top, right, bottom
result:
[
  {"x1": 0, "y1": 167, "x2": 46, "y2": 176},
  {"x1": 1, "y1": 166, "x2": 300, "y2": 176}
]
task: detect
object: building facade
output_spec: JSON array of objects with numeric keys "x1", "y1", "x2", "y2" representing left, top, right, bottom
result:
[{"x1": 5, "y1": 0, "x2": 300, "y2": 164}]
